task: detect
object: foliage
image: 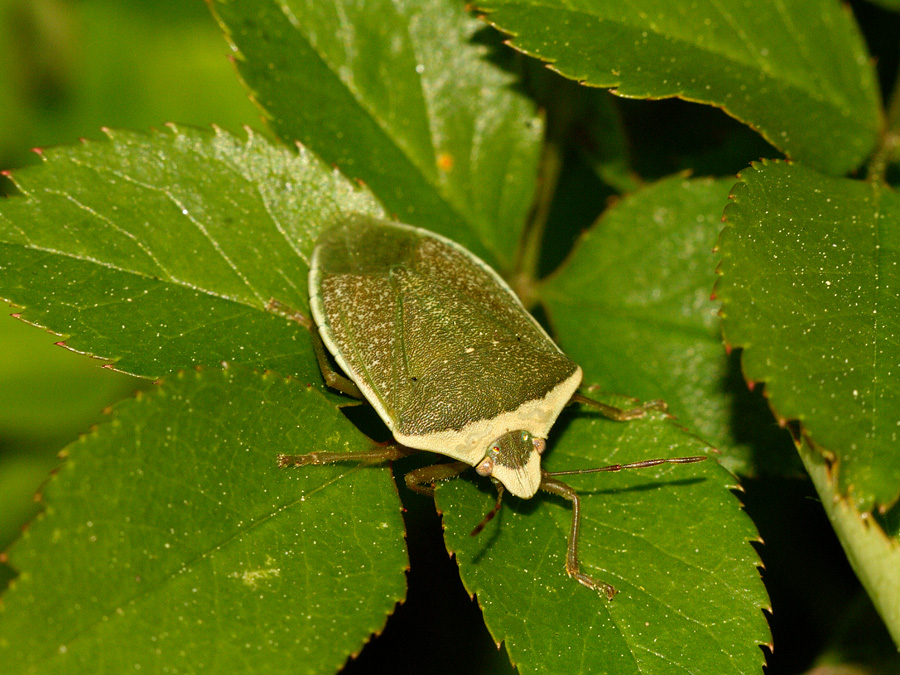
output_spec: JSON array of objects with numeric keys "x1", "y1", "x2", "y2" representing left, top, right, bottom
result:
[{"x1": 0, "y1": 0, "x2": 898, "y2": 673}]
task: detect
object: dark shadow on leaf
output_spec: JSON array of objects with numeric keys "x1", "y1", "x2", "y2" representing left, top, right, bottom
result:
[
  {"x1": 467, "y1": 25, "x2": 526, "y2": 95},
  {"x1": 723, "y1": 349, "x2": 801, "y2": 477},
  {"x1": 340, "y1": 403, "x2": 393, "y2": 444}
]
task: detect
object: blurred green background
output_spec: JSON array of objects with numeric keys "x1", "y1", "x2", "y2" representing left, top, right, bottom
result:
[{"x1": 0, "y1": 0, "x2": 259, "y2": 585}]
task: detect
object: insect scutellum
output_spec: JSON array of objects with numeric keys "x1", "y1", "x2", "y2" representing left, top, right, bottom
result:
[{"x1": 277, "y1": 216, "x2": 707, "y2": 600}]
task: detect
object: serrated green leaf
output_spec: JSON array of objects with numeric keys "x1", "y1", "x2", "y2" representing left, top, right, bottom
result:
[
  {"x1": 717, "y1": 161, "x2": 900, "y2": 512},
  {"x1": 209, "y1": 0, "x2": 542, "y2": 265},
  {"x1": 0, "y1": 125, "x2": 384, "y2": 380},
  {"x1": 0, "y1": 137, "x2": 774, "y2": 671},
  {"x1": 475, "y1": 0, "x2": 881, "y2": 176},
  {"x1": 439, "y1": 406, "x2": 769, "y2": 675},
  {"x1": 0, "y1": 366, "x2": 407, "y2": 674},
  {"x1": 542, "y1": 175, "x2": 796, "y2": 476}
]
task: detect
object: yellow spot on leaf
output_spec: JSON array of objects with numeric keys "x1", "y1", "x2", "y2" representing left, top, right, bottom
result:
[{"x1": 437, "y1": 153, "x2": 454, "y2": 172}]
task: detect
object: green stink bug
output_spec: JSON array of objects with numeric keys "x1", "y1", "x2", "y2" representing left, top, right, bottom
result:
[{"x1": 279, "y1": 215, "x2": 705, "y2": 599}]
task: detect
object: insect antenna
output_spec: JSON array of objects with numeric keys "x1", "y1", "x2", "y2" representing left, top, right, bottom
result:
[
  {"x1": 546, "y1": 455, "x2": 706, "y2": 477},
  {"x1": 470, "y1": 484, "x2": 505, "y2": 537}
]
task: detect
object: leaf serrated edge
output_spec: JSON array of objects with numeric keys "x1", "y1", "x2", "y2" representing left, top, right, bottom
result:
[{"x1": 715, "y1": 161, "x2": 900, "y2": 648}]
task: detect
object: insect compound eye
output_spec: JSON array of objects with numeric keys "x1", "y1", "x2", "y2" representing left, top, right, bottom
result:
[
  {"x1": 476, "y1": 457, "x2": 494, "y2": 477},
  {"x1": 532, "y1": 437, "x2": 547, "y2": 455}
]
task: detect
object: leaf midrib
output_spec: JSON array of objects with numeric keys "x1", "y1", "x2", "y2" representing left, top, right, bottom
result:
[{"x1": 271, "y1": 2, "x2": 494, "y2": 258}]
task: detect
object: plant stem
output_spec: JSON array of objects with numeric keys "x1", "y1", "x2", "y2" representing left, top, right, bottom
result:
[
  {"x1": 511, "y1": 133, "x2": 563, "y2": 308},
  {"x1": 797, "y1": 440, "x2": 900, "y2": 648}
]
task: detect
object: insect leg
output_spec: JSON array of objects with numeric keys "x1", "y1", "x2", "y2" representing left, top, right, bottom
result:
[
  {"x1": 264, "y1": 297, "x2": 312, "y2": 328},
  {"x1": 539, "y1": 473, "x2": 618, "y2": 600},
  {"x1": 470, "y1": 484, "x2": 504, "y2": 537},
  {"x1": 264, "y1": 297, "x2": 364, "y2": 399},
  {"x1": 277, "y1": 444, "x2": 416, "y2": 469},
  {"x1": 571, "y1": 392, "x2": 667, "y2": 421},
  {"x1": 309, "y1": 325, "x2": 364, "y2": 399},
  {"x1": 401, "y1": 461, "x2": 469, "y2": 496}
]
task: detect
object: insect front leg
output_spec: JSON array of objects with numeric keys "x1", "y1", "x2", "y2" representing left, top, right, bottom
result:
[
  {"x1": 401, "y1": 461, "x2": 470, "y2": 496},
  {"x1": 308, "y1": 326, "x2": 364, "y2": 399},
  {"x1": 264, "y1": 297, "x2": 363, "y2": 399},
  {"x1": 265, "y1": 297, "x2": 313, "y2": 329},
  {"x1": 539, "y1": 473, "x2": 618, "y2": 600}
]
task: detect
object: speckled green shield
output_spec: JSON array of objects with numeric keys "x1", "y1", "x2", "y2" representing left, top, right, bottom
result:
[{"x1": 309, "y1": 215, "x2": 582, "y2": 498}]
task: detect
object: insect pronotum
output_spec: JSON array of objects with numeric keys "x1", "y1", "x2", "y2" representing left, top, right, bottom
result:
[{"x1": 278, "y1": 215, "x2": 706, "y2": 599}]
